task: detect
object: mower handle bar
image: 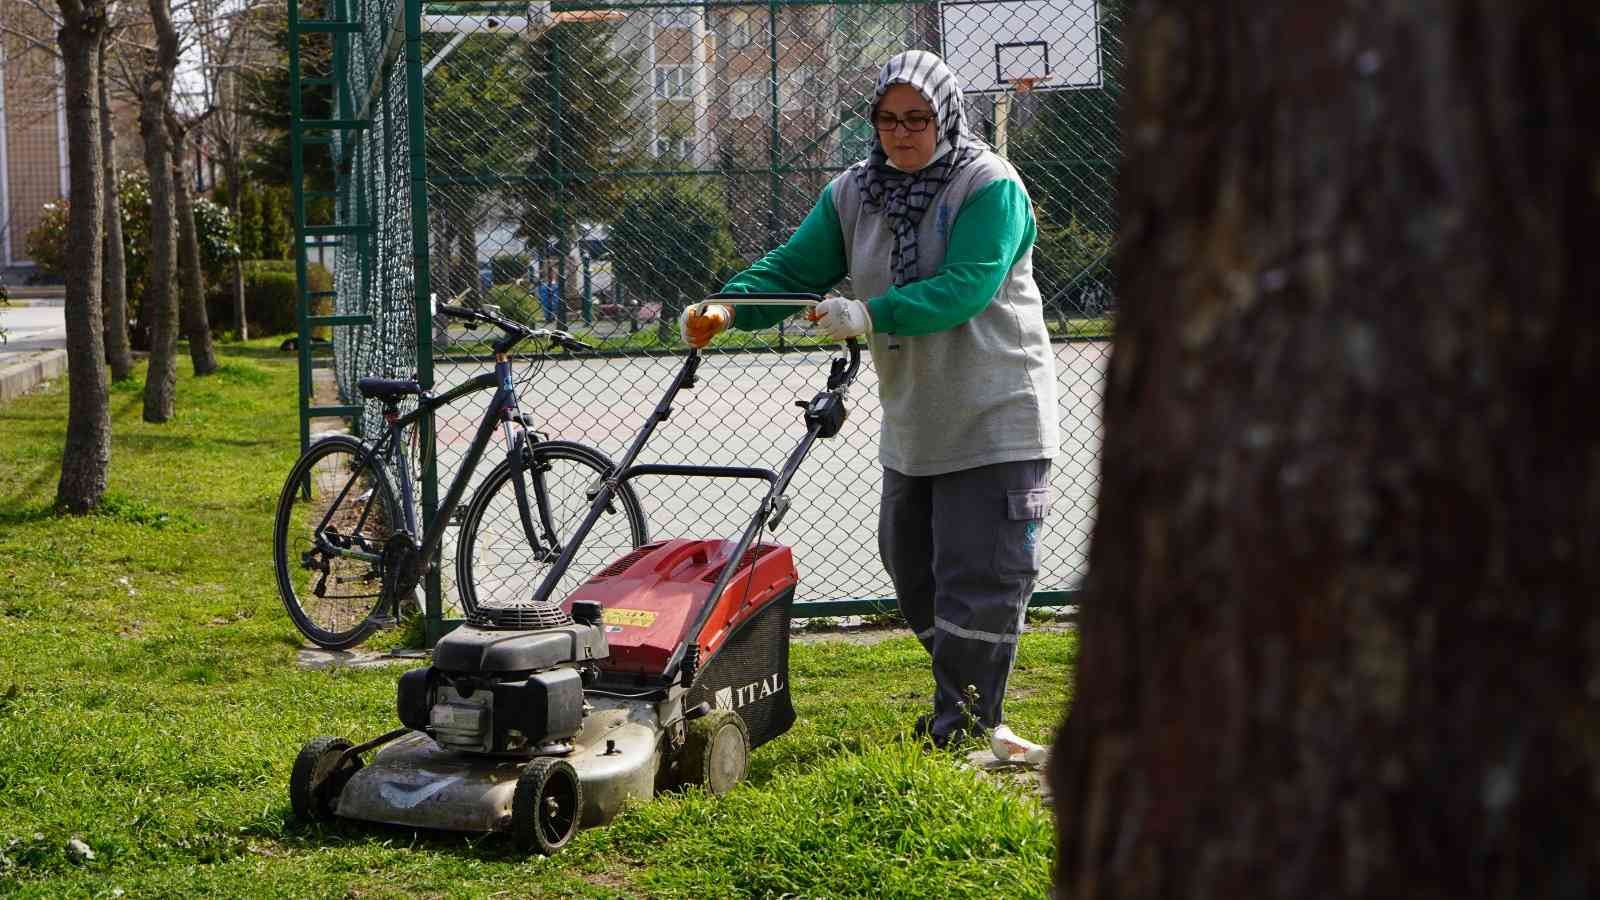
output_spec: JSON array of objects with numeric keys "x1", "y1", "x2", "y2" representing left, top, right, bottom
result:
[
  {"x1": 438, "y1": 303, "x2": 593, "y2": 355},
  {"x1": 699, "y1": 292, "x2": 862, "y2": 388}
]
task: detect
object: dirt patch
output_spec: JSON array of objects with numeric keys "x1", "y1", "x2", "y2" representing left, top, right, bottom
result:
[
  {"x1": 296, "y1": 646, "x2": 429, "y2": 669},
  {"x1": 965, "y1": 748, "x2": 1054, "y2": 806},
  {"x1": 790, "y1": 620, "x2": 1074, "y2": 645},
  {"x1": 790, "y1": 625, "x2": 912, "y2": 646}
]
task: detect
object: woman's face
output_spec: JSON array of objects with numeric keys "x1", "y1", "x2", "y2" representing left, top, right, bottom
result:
[{"x1": 874, "y1": 83, "x2": 938, "y2": 172}]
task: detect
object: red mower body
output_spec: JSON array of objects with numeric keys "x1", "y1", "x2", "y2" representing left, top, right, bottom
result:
[{"x1": 561, "y1": 538, "x2": 797, "y2": 677}]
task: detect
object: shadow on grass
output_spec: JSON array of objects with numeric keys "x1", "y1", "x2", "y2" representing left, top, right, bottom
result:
[
  {"x1": 220, "y1": 343, "x2": 331, "y2": 362},
  {"x1": 262, "y1": 810, "x2": 560, "y2": 864}
]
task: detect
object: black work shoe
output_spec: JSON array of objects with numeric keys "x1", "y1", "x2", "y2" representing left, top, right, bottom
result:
[{"x1": 911, "y1": 713, "x2": 966, "y2": 750}]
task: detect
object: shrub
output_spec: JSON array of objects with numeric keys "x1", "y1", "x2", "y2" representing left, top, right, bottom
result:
[
  {"x1": 205, "y1": 260, "x2": 333, "y2": 337},
  {"x1": 1031, "y1": 212, "x2": 1114, "y2": 317},
  {"x1": 608, "y1": 181, "x2": 739, "y2": 324},
  {"x1": 27, "y1": 170, "x2": 239, "y2": 344},
  {"x1": 488, "y1": 253, "x2": 531, "y2": 286},
  {"x1": 483, "y1": 282, "x2": 542, "y2": 325},
  {"x1": 22, "y1": 202, "x2": 68, "y2": 276}
]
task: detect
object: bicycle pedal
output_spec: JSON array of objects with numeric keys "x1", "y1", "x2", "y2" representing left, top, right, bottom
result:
[{"x1": 366, "y1": 612, "x2": 399, "y2": 628}]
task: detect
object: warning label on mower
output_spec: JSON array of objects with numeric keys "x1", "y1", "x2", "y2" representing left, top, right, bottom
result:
[{"x1": 601, "y1": 608, "x2": 657, "y2": 628}]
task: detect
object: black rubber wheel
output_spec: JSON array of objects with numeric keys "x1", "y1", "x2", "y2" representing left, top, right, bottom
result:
[
  {"x1": 289, "y1": 736, "x2": 362, "y2": 821},
  {"x1": 455, "y1": 441, "x2": 648, "y2": 614},
  {"x1": 678, "y1": 709, "x2": 750, "y2": 795},
  {"x1": 273, "y1": 436, "x2": 402, "y2": 649},
  {"x1": 510, "y1": 757, "x2": 583, "y2": 854}
]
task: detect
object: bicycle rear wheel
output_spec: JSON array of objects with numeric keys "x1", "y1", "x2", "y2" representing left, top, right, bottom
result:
[
  {"x1": 273, "y1": 435, "x2": 403, "y2": 649},
  {"x1": 456, "y1": 441, "x2": 648, "y2": 613}
]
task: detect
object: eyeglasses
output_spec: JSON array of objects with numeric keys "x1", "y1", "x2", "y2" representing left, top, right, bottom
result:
[{"x1": 872, "y1": 111, "x2": 935, "y2": 133}]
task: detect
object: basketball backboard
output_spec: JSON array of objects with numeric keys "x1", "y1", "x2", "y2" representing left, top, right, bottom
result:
[{"x1": 939, "y1": 0, "x2": 1102, "y2": 94}]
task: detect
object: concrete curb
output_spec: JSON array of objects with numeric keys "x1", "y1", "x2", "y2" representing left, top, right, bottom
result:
[{"x1": 0, "y1": 348, "x2": 68, "y2": 403}]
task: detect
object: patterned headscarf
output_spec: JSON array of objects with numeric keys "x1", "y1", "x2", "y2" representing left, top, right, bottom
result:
[{"x1": 852, "y1": 50, "x2": 985, "y2": 287}]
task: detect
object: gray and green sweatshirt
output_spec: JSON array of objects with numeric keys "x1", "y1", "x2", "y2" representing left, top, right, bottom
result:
[{"x1": 722, "y1": 150, "x2": 1059, "y2": 476}]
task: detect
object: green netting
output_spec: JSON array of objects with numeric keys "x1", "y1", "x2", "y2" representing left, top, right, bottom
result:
[{"x1": 298, "y1": 0, "x2": 1122, "y2": 622}]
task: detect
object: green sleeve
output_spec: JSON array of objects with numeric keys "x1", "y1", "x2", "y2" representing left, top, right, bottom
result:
[
  {"x1": 865, "y1": 178, "x2": 1035, "y2": 336},
  {"x1": 720, "y1": 184, "x2": 848, "y2": 331}
]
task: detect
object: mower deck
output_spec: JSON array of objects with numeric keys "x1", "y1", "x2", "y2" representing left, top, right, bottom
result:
[{"x1": 337, "y1": 697, "x2": 666, "y2": 832}]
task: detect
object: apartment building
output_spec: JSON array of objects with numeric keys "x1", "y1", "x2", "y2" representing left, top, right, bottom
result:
[{"x1": 1, "y1": 2, "x2": 68, "y2": 274}]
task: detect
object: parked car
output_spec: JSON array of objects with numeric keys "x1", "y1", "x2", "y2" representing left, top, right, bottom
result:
[{"x1": 597, "y1": 296, "x2": 660, "y2": 323}]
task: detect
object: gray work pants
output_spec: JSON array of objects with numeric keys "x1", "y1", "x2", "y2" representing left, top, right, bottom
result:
[{"x1": 879, "y1": 458, "x2": 1051, "y2": 739}]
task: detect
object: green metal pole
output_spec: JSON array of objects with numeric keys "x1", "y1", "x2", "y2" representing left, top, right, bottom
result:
[
  {"x1": 766, "y1": 0, "x2": 780, "y2": 256},
  {"x1": 767, "y1": 0, "x2": 783, "y2": 351},
  {"x1": 581, "y1": 253, "x2": 593, "y2": 325},
  {"x1": 288, "y1": 0, "x2": 311, "y2": 455},
  {"x1": 551, "y1": 28, "x2": 569, "y2": 331},
  {"x1": 403, "y1": 0, "x2": 443, "y2": 644}
]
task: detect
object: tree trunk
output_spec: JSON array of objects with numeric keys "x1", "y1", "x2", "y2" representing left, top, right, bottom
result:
[
  {"x1": 226, "y1": 149, "x2": 247, "y2": 341},
  {"x1": 54, "y1": 0, "x2": 112, "y2": 513},
  {"x1": 167, "y1": 114, "x2": 217, "y2": 375},
  {"x1": 98, "y1": 37, "x2": 132, "y2": 382},
  {"x1": 1049, "y1": 3, "x2": 1600, "y2": 898},
  {"x1": 138, "y1": 0, "x2": 180, "y2": 422}
]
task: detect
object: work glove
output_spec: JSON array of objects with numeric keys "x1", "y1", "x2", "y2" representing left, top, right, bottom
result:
[
  {"x1": 809, "y1": 297, "x2": 872, "y2": 340},
  {"x1": 679, "y1": 303, "x2": 732, "y2": 348}
]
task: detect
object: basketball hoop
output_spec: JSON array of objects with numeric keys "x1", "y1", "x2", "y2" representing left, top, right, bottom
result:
[{"x1": 1008, "y1": 74, "x2": 1054, "y2": 95}]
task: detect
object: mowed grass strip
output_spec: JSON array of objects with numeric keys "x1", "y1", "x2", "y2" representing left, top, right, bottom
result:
[{"x1": 0, "y1": 341, "x2": 1072, "y2": 898}]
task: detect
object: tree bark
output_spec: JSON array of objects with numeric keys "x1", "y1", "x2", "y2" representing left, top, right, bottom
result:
[
  {"x1": 1049, "y1": 3, "x2": 1600, "y2": 898},
  {"x1": 138, "y1": 0, "x2": 180, "y2": 422},
  {"x1": 98, "y1": 37, "x2": 132, "y2": 381},
  {"x1": 54, "y1": 0, "x2": 112, "y2": 513},
  {"x1": 167, "y1": 113, "x2": 217, "y2": 375},
  {"x1": 226, "y1": 148, "x2": 247, "y2": 341}
]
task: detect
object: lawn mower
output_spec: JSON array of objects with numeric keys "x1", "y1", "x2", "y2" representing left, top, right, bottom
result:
[{"x1": 290, "y1": 294, "x2": 859, "y2": 853}]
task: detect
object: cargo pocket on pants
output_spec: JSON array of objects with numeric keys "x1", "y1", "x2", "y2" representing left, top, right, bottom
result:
[{"x1": 993, "y1": 487, "x2": 1050, "y2": 578}]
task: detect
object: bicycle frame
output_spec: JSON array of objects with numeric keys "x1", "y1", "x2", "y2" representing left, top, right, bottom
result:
[{"x1": 311, "y1": 354, "x2": 562, "y2": 580}]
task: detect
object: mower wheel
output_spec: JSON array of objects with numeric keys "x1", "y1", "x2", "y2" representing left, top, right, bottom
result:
[
  {"x1": 511, "y1": 757, "x2": 583, "y2": 855},
  {"x1": 290, "y1": 736, "x2": 362, "y2": 821},
  {"x1": 678, "y1": 709, "x2": 750, "y2": 795}
]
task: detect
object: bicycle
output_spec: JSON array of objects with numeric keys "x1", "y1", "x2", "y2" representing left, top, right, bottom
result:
[{"x1": 272, "y1": 304, "x2": 650, "y2": 649}]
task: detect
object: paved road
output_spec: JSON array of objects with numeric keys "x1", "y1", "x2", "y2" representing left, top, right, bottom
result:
[
  {"x1": 0, "y1": 302, "x2": 66, "y2": 356},
  {"x1": 421, "y1": 342, "x2": 1110, "y2": 610}
]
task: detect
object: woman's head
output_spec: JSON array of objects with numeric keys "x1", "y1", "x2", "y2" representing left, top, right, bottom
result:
[{"x1": 870, "y1": 51, "x2": 971, "y2": 172}]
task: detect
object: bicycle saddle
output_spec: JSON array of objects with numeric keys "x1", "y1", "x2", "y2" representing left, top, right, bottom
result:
[{"x1": 357, "y1": 377, "x2": 422, "y2": 402}]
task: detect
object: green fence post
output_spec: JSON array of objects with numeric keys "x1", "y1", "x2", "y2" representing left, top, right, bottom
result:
[{"x1": 404, "y1": 0, "x2": 442, "y2": 644}]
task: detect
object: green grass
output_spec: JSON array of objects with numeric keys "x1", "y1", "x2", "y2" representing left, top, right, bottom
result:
[{"x1": 0, "y1": 339, "x2": 1074, "y2": 898}]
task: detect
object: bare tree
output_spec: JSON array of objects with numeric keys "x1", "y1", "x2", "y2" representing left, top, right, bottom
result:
[
  {"x1": 52, "y1": 0, "x2": 112, "y2": 512},
  {"x1": 1049, "y1": 2, "x2": 1598, "y2": 897},
  {"x1": 167, "y1": 107, "x2": 217, "y2": 374},
  {"x1": 194, "y1": 0, "x2": 275, "y2": 341},
  {"x1": 98, "y1": 32, "x2": 133, "y2": 380},
  {"x1": 137, "y1": 0, "x2": 180, "y2": 422}
]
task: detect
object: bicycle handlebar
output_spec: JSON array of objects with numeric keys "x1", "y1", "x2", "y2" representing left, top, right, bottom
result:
[{"x1": 439, "y1": 304, "x2": 592, "y2": 354}]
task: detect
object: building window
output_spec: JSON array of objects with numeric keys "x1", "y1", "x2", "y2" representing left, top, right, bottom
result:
[
  {"x1": 653, "y1": 135, "x2": 691, "y2": 159},
  {"x1": 731, "y1": 77, "x2": 762, "y2": 118},
  {"x1": 781, "y1": 65, "x2": 819, "y2": 111},
  {"x1": 654, "y1": 7, "x2": 698, "y2": 30},
  {"x1": 654, "y1": 66, "x2": 695, "y2": 100},
  {"x1": 727, "y1": 10, "x2": 763, "y2": 48}
]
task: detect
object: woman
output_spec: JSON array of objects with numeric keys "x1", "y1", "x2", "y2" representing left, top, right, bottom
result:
[{"x1": 682, "y1": 50, "x2": 1058, "y2": 748}]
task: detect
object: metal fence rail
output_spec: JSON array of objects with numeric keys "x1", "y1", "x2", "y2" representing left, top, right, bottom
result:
[{"x1": 291, "y1": 0, "x2": 1122, "y2": 636}]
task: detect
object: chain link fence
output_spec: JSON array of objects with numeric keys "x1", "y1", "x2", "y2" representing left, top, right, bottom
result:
[{"x1": 313, "y1": 0, "x2": 1121, "y2": 623}]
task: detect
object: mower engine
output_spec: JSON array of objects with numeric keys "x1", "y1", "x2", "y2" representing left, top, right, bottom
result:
[{"x1": 395, "y1": 599, "x2": 608, "y2": 756}]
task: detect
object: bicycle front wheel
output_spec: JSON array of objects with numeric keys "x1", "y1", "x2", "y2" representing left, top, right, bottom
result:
[
  {"x1": 273, "y1": 435, "x2": 403, "y2": 649},
  {"x1": 456, "y1": 441, "x2": 648, "y2": 613}
]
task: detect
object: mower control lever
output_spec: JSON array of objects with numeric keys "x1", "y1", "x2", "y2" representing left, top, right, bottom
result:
[{"x1": 767, "y1": 495, "x2": 791, "y2": 531}]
